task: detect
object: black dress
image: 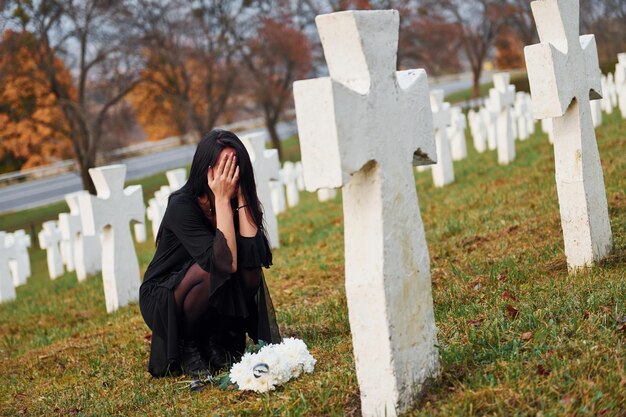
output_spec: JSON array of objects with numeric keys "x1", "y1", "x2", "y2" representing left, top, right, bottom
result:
[{"x1": 139, "y1": 192, "x2": 281, "y2": 377}]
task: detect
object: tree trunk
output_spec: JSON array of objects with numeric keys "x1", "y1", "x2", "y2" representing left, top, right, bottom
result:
[
  {"x1": 266, "y1": 117, "x2": 283, "y2": 162},
  {"x1": 472, "y1": 65, "x2": 483, "y2": 99},
  {"x1": 79, "y1": 156, "x2": 96, "y2": 194}
]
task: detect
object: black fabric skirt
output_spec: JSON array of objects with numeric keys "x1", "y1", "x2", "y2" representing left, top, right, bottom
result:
[{"x1": 139, "y1": 263, "x2": 280, "y2": 377}]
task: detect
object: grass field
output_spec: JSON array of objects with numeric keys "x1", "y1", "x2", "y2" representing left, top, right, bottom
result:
[{"x1": 0, "y1": 112, "x2": 624, "y2": 416}]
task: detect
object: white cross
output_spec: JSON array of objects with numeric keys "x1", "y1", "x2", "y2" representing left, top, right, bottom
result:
[
  {"x1": 38, "y1": 220, "x2": 65, "y2": 280},
  {"x1": 293, "y1": 11, "x2": 439, "y2": 417},
  {"x1": 79, "y1": 164, "x2": 145, "y2": 313},
  {"x1": 468, "y1": 109, "x2": 487, "y2": 153},
  {"x1": 525, "y1": 0, "x2": 613, "y2": 271},
  {"x1": 430, "y1": 90, "x2": 454, "y2": 187},
  {"x1": 488, "y1": 72, "x2": 516, "y2": 165},
  {"x1": 58, "y1": 212, "x2": 79, "y2": 273},
  {"x1": 7, "y1": 230, "x2": 31, "y2": 286},
  {"x1": 480, "y1": 104, "x2": 498, "y2": 150},
  {"x1": 65, "y1": 191, "x2": 101, "y2": 281},
  {"x1": 281, "y1": 161, "x2": 300, "y2": 208},
  {"x1": 166, "y1": 168, "x2": 187, "y2": 191},
  {"x1": 241, "y1": 132, "x2": 281, "y2": 249},
  {"x1": 615, "y1": 53, "x2": 626, "y2": 118},
  {"x1": 515, "y1": 92, "x2": 530, "y2": 140},
  {"x1": 0, "y1": 232, "x2": 17, "y2": 303},
  {"x1": 448, "y1": 106, "x2": 468, "y2": 161},
  {"x1": 294, "y1": 161, "x2": 306, "y2": 191}
]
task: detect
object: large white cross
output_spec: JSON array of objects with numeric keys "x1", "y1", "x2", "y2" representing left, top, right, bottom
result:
[
  {"x1": 524, "y1": 0, "x2": 613, "y2": 271},
  {"x1": 488, "y1": 73, "x2": 516, "y2": 165},
  {"x1": 0, "y1": 232, "x2": 17, "y2": 303},
  {"x1": 38, "y1": 220, "x2": 64, "y2": 280},
  {"x1": 65, "y1": 191, "x2": 102, "y2": 281},
  {"x1": 79, "y1": 164, "x2": 145, "y2": 313},
  {"x1": 293, "y1": 10, "x2": 439, "y2": 417},
  {"x1": 241, "y1": 132, "x2": 281, "y2": 249},
  {"x1": 430, "y1": 90, "x2": 454, "y2": 187}
]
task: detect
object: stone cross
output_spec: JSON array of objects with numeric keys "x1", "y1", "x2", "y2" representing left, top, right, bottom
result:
[
  {"x1": 133, "y1": 221, "x2": 147, "y2": 243},
  {"x1": 79, "y1": 164, "x2": 145, "y2": 313},
  {"x1": 317, "y1": 188, "x2": 337, "y2": 202},
  {"x1": 600, "y1": 75, "x2": 613, "y2": 115},
  {"x1": 430, "y1": 90, "x2": 454, "y2": 187},
  {"x1": 294, "y1": 161, "x2": 306, "y2": 191},
  {"x1": 293, "y1": 10, "x2": 439, "y2": 416},
  {"x1": 488, "y1": 73, "x2": 516, "y2": 165},
  {"x1": 448, "y1": 106, "x2": 467, "y2": 161},
  {"x1": 282, "y1": 161, "x2": 300, "y2": 208},
  {"x1": 8, "y1": 230, "x2": 31, "y2": 286},
  {"x1": 241, "y1": 132, "x2": 281, "y2": 249},
  {"x1": 541, "y1": 117, "x2": 555, "y2": 143},
  {"x1": 0, "y1": 232, "x2": 17, "y2": 303},
  {"x1": 58, "y1": 212, "x2": 80, "y2": 273},
  {"x1": 590, "y1": 97, "x2": 603, "y2": 127},
  {"x1": 269, "y1": 179, "x2": 286, "y2": 215},
  {"x1": 524, "y1": 93, "x2": 537, "y2": 135},
  {"x1": 468, "y1": 109, "x2": 487, "y2": 153},
  {"x1": 615, "y1": 53, "x2": 626, "y2": 118},
  {"x1": 515, "y1": 92, "x2": 530, "y2": 140},
  {"x1": 65, "y1": 191, "x2": 101, "y2": 281},
  {"x1": 525, "y1": 0, "x2": 613, "y2": 270},
  {"x1": 480, "y1": 105, "x2": 498, "y2": 150},
  {"x1": 38, "y1": 220, "x2": 64, "y2": 280},
  {"x1": 166, "y1": 168, "x2": 187, "y2": 191}
]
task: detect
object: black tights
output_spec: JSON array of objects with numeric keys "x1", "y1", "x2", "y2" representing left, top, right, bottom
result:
[{"x1": 173, "y1": 263, "x2": 262, "y2": 340}]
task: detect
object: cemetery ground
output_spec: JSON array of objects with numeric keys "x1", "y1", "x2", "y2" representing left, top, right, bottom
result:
[{"x1": 0, "y1": 114, "x2": 624, "y2": 416}]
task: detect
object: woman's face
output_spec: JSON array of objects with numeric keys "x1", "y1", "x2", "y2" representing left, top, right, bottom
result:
[{"x1": 214, "y1": 146, "x2": 237, "y2": 169}]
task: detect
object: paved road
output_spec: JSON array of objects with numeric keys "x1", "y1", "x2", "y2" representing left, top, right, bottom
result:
[
  {"x1": 0, "y1": 73, "x2": 487, "y2": 214},
  {"x1": 0, "y1": 122, "x2": 297, "y2": 214}
]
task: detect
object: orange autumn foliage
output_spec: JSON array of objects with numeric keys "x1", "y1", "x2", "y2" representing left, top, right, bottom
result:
[{"x1": 0, "y1": 30, "x2": 75, "y2": 170}]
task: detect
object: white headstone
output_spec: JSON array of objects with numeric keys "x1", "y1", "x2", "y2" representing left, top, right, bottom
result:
[
  {"x1": 448, "y1": 107, "x2": 468, "y2": 161},
  {"x1": 0, "y1": 232, "x2": 17, "y2": 303},
  {"x1": 294, "y1": 161, "x2": 306, "y2": 191},
  {"x1": 468, "y1": 108, "x2": 487, "y2": 153},
  {"x1": 600, "y1": 75, "x2": 613, "y2": 115},
  {"x1": 590, "y1": 98, "x2": 603, "y2": 127},
  {"x1": 133, "y1": 221, "x2": 147, "y2": 243},
  {"x1": 269, "y1": 178, "x2": 287, "y2": 215},
  {"x1": 430, "y1": 90, "x2": 454, "y2": 187},
  {"x1": 480, "y1": 105, "x2": 498, "y2": 150},
  {"x1": 7, "y1": 230, "x2": 31, "y2": 286},
  {"x1": 607, "y1": 72, "x2": 618, "y2": 108},
  {"x1": 65, "y1": 191, "x2": 101, "y2": 281},
  {"x1": 525, "y1": 0, "x2": 613, "y2": 271},
  {"x1": 317, "y1": 188, "x2": 337, "y2": 201},
  {"x1": 615, "y1": 53, "x2": 626, "y2": 118},
  {"x1": 241, "y1": 133, "x2": 281, "y2": 249},
  {"x1": 515, "y1": 92, "x2": 530, "y2": 140},
  {"x1": 293, "y1": 11, "x2": 439, "y2": 416},
  {"x1": 166, "y1": 168, "x2": 187, "y2": 191},
  {"x1": 79, "y1": 164, "x2": 145, "y2": 312},
  {"x1": 282, "y1": 161, "x2": 300, "y2": 208},
  {"x1": 525, "y1": 93, "x2": 537, "y2": 135},
  {"x1": 58, "y1": 212, "x2": 80, "y2": 273},
  {"x1": 488, "y1": 73, "x2": 516, "y2": 165},
  {"x1": 541, "y1": 117, "x2": 554, "y2": 143},
  {"x1": 39, "y1": 220, "x2": 64, "y2": 280}
]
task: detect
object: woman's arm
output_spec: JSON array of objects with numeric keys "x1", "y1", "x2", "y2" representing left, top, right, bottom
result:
[
  {"x1": 237, "y1": 187, "x2": 258, "y2": 238},
  {"x1": 209, "y1": 152, "x2": 239, "y2": 273}
]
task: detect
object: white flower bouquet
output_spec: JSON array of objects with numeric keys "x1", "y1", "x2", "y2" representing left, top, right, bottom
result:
[{"x1": 227, "y1": 337, "x2": 316, "y2": 393}]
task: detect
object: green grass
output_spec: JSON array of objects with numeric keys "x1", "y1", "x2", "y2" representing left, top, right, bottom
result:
[{"x1": 1, "y1": 112, "x2": 625, "y2": 416}]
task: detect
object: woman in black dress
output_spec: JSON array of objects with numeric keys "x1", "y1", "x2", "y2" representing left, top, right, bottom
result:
[{"x1": 139, "y1": 129, "x2": 281, "y2": 378}]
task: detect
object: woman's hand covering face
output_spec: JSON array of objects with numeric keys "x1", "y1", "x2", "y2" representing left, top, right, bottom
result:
[{"x1": 208, "y1": 149, "x2": 239, "y2": 202}]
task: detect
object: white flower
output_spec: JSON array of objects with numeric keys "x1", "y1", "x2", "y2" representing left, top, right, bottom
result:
[{"x1": 228, "y1": 338, "x2": 316, "y2": 393}]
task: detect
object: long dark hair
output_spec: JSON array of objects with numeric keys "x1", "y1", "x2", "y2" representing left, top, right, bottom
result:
[{"x1": 157, "y1": 129, "x2": 268, "y2": 243}]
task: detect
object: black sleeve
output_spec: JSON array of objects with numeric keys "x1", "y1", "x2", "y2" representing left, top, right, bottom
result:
[
  {"x1": 165, "y1": 198, "x2": 232, "y2": 274},
  {"x1": 236, "y1": 230, "x2": 272, "y2": 269}
]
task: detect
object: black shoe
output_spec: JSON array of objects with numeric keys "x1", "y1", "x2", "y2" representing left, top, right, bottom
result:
[
  {"x1": 180, "y1": 340, "x2": 211, "y2": 378},
  {"x1": 205, "y1": 335, "x2": 231, "y2": 371}
]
